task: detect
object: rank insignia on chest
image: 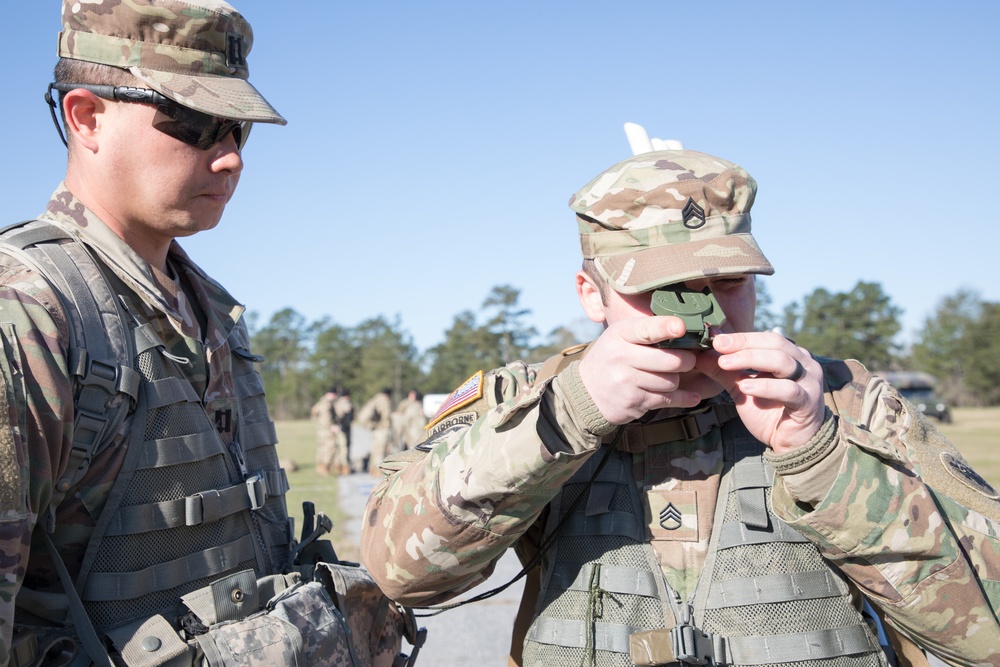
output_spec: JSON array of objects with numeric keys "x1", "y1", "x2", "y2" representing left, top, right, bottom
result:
[{"x1": 645, "y1": 490, "x2": 699, "y2": 542}]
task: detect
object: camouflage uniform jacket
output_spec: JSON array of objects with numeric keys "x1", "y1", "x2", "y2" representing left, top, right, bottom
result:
[
  {"x1": 358, "y1": 393, "x2": 393, "y2": 432},
  {"x1": 312, "y1": 395, "x2": 337, "y2": 441},
  {"x1": 362, "y1": 354, "x2": 1000, "y2": 665},
  {"x1": 0, "y1": 185, "x2": 282, "y2": 663}
]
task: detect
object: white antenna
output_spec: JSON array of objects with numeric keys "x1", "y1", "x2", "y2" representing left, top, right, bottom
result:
[{"x1": 624, "y1": 122, "x2": 684, "y2": 156}]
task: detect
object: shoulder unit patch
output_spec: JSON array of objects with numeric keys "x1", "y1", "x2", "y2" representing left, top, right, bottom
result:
[
  {"x1": 426, "y1": 370, "x2": 485, "y2": 430},
  {"x1": 941, "y1": 452, "x2": 1000, "y2": 499}
]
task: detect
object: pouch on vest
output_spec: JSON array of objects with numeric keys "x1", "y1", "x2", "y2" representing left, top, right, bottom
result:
[{"x1": 101, "y1": 558, "x2": 424, "y2": 667}]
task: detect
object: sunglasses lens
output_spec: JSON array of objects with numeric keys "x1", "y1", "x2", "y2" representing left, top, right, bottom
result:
[{"x1": 152, "y1": 104, "x2": 249, "y2": 150}]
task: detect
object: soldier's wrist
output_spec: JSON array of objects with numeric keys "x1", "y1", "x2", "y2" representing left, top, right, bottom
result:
[
  {"x1": 559, "y1": 360, "x2": 617, "y2": 437},
  {"x1": 766, "y1": 408, "x2": 844, "y2": 506}
]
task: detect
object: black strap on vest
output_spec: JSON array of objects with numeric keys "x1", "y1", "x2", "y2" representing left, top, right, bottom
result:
[
  {"x1": 1, "y1": 220, "x2": 140, "y2": 531},
  {"x1": 1, "y1": 219, "x2": 141, "y2": 667}
]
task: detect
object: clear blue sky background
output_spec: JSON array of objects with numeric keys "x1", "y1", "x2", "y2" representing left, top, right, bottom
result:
[{"x1": 4, "y1": 2, "x2": 998, "y2": 354}]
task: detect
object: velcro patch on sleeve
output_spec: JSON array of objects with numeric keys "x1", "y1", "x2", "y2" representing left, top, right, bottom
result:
[
  {"x1": 426, "y1": 371, "x2": 485, "y2": 430},
  {"x1": 941, "y1": 452, "x2": 1000, "y2": 499}
]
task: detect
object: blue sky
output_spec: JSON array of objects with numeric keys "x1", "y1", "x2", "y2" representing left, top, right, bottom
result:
[{"x1": 5, "y1": 2, "x2": 998, "y2": 353}]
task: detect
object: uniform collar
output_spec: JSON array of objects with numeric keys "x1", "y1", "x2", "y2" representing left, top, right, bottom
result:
[{"x1": 40, "y1": 183, "x2": 244, "y2": 349}]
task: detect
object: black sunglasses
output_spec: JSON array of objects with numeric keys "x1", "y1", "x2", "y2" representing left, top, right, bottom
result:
[{"x1": 45, "y1": 82, "x2": 251, "y2": 151}]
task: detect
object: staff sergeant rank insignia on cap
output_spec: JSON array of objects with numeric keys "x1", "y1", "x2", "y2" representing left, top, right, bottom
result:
[{"x1": 682, "y1": 197, "x2": 706, "y2": 229}]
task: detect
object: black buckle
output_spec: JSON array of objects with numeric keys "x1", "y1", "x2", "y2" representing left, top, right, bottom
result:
[{"x1": 78, "y1": 356, "x2": 121, "y2": 393}]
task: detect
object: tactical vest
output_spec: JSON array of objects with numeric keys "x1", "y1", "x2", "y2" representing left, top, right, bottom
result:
[
  {"x1": 520, "y1": 416, "x2": 888, "y2": 667},
  {"x1": 2, "y1": 220, "x2": 292, "y2": 665}
]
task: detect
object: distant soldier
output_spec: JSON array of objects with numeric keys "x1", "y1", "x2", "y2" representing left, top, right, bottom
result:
[
  {"x1": 334, "y1": 389, "x2": 355, "y2": 472},
  {"x1": 394, "y1": 389, "x2": 427, "y2": 451},
  {"x1": 357, "y1": 388, "x2": 394, "y2": 474},
  {"x1": 311, "y1": 389, "x2": 340, "y2": 476}
]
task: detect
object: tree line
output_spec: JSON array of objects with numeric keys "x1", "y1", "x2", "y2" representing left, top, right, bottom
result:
[{"x1": 249, "y1": 282, "x2": 1000, "y2": 419}]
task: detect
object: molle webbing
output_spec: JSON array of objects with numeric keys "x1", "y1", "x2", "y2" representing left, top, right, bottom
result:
[
  {"x1": 687, "y1": 422, "x2": 884, "y2": 666},
  {"x1": 522, "y1": 417, "x2": 886, "y2": 667},
  {"x1": 74, "y1": 315, "x2": 290, "y2": 634},
  {"x1": 2, "y1": 220, "x2": 292, "y2": 652}
]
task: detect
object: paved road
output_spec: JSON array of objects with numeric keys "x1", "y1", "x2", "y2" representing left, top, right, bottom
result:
[{"x1": 339, "y1": 427, "x2": 523, "y2": 667}]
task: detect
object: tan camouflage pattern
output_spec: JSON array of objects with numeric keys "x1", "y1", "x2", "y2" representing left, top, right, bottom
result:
[
  {"x1": 58, "y1": 0, "x2": 286, "y2": 123},
  {"x1": 393, "y1": 395, "x2": 427, "y2": 450},
  {"x1": 313, "y1": 393, "x2": 348, "y2": 474},
  {"x1": 359, "y1": 392, "x2": 395, "y2": 472},
  {"x1": 361, "y1": 356, "x2": 1000, "y2": 664},
  {"x1": 571, "y1": 150, "x2": 773, "y2": 293},
  {"x1": 0, "y1": 185, "x2": 264, "y2": 664},
  {"x1": 636, "y1": 431, "x2": 724, "y2": 601}
]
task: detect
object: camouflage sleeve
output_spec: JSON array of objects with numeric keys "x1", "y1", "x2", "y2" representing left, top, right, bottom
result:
[
  {"x1": 769, "y1": 368, "x2": 1000, "y2": 665},
  {"x1": 0, "y1": 257, "x2": 74, "y2": 664},
  {"x1": 361, "y1": 360, "x2": 610, "y2": 606}
]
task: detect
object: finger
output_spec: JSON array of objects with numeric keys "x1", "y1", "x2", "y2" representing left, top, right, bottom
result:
[
  {"x1": 733, "y1": 376, "x2": 813, "y2": 412},
  {"x1": 617, "y1": 315, "x2": 689, "y2": 347},
  {"x1": 712, "y1": 331, "x2": 792, "y2": 353},
  {"x1": 786, "y1": 359, "x2": 806, "y2": 383},
  {"x1": 717, "y1": 348, "x2": 807, "y2": 379}
]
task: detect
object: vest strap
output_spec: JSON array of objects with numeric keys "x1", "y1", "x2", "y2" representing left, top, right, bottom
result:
[
  {"x1": 145, "y1": 376, "x2": 200, "y2": 409},
  {"x1": 527, "y1": 617, "x2": 642, "y2": 654},
  {"x1": 726, "y1": 625, "x2": 879, "y2": 665},
  {"x1": 704, "y1": 569, "x2": 844, "y2": 609},
  {"x1": 619, "y1": 403, "x2": 738, "y2": 452},
  {"x1": 715, "y1": 511, "x2": 810, "y2": 548},
  {"x1": 138, "y1": 431, "x2": 224, "y2": 468},
  {"x1": 81, "y1": 534, "x2": 257, "y2": 601},
  {"x1": 242, "y1": 420, "x2": 279, "y2": 450},
  {"x1": 553, "y1": 563, "x2": 660, "y2": 598},
  {"x1": 562, "y1": 510, "x2": 645, "y2": 542},
  {"x1": 102, "y1": 473, "x2": 274, "y2": 536}
]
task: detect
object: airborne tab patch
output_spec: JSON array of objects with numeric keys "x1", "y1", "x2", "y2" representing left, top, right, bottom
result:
[{"x1": 426, "y1": 371, "x2": 485, "y2": 430}]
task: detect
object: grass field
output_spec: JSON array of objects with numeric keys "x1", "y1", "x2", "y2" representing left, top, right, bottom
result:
[
  {"x1": 274, "y1": 407, "x2": 1000, "y2": 557},
  {"x1": 936, "y1": 407, "x2": 1000, "y2": 489},
  {"x1": 274, "y1": 419, "x2": 360, "y2": 561}
]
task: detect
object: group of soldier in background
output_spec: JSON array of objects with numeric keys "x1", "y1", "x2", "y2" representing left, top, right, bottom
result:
[
  {"x1": 310, "y1": 389, "x2": 355, "y2": 476},
  {"x1": 312, "y1": 388, "x2": 426, "y2": 476}
]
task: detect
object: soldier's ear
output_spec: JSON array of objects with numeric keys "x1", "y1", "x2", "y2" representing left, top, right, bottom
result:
[
  {"x1": 61, "y1": 88, "x2": 107, "y2": 153},
  {"x1": 576, "y1": 271, "x2": 607, "y2": 324}
]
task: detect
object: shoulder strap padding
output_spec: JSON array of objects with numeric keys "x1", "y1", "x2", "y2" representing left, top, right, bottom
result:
[{"x1": 0, "y1": 220, "x2": 140, "y2": 530}]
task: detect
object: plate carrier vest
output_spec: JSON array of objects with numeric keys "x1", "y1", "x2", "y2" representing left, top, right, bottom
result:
[
  {"x1": 516, "y1": 348, "x2": 890, "y2": 667},
  {"x1": 2, "y1": 220, "x2": 292, "y2": 665}
]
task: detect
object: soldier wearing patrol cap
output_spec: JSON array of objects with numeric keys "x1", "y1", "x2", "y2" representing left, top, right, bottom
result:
[
  {"x1": 362, "y1": 150, "x2": 1000, "y2": 666},
  {"x1": 0, "y1": 2, "x2": 406, "y2": 666}
]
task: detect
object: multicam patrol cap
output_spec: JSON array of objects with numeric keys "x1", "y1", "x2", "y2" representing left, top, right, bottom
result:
[
  {"x1": 570, "y1": 150, "x2": 773, "y2": 294},
  {"x1": 57, "y1": 0, "x2": 286, "y2": 124}
]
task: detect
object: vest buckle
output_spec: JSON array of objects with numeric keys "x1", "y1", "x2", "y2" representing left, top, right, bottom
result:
[
  {"x1": 671, "y1": 623, "x2": 725, "y2": 665},
  {"x1": 245, "y1": 473, "x2": 267, "y2": 511}
]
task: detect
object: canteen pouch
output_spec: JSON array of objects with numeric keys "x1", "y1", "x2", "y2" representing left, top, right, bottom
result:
[
  {"x1": 106, "y1": 558, "x2": 421, "y2": 667},
  {"x1": 195, "y1": 579, "x2": 352, "y2": 667}
]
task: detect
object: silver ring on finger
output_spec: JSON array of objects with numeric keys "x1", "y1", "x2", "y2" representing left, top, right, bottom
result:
[{"x1": 787, "y1": 359, "x2": 806, "y2": 383}]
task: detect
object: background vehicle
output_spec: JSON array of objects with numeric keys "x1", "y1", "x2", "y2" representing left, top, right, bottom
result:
[{"x1": 876, "y1": 371, "x2": 953, "y2": 423}]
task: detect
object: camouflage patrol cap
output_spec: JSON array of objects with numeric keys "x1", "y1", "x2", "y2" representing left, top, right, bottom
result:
[
  {"x1": 57, "y1": 0, "x2": 286, "y2": 124},
  {"x1": 570, "y1": 150, "x2": 773, "y2": 294}
]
